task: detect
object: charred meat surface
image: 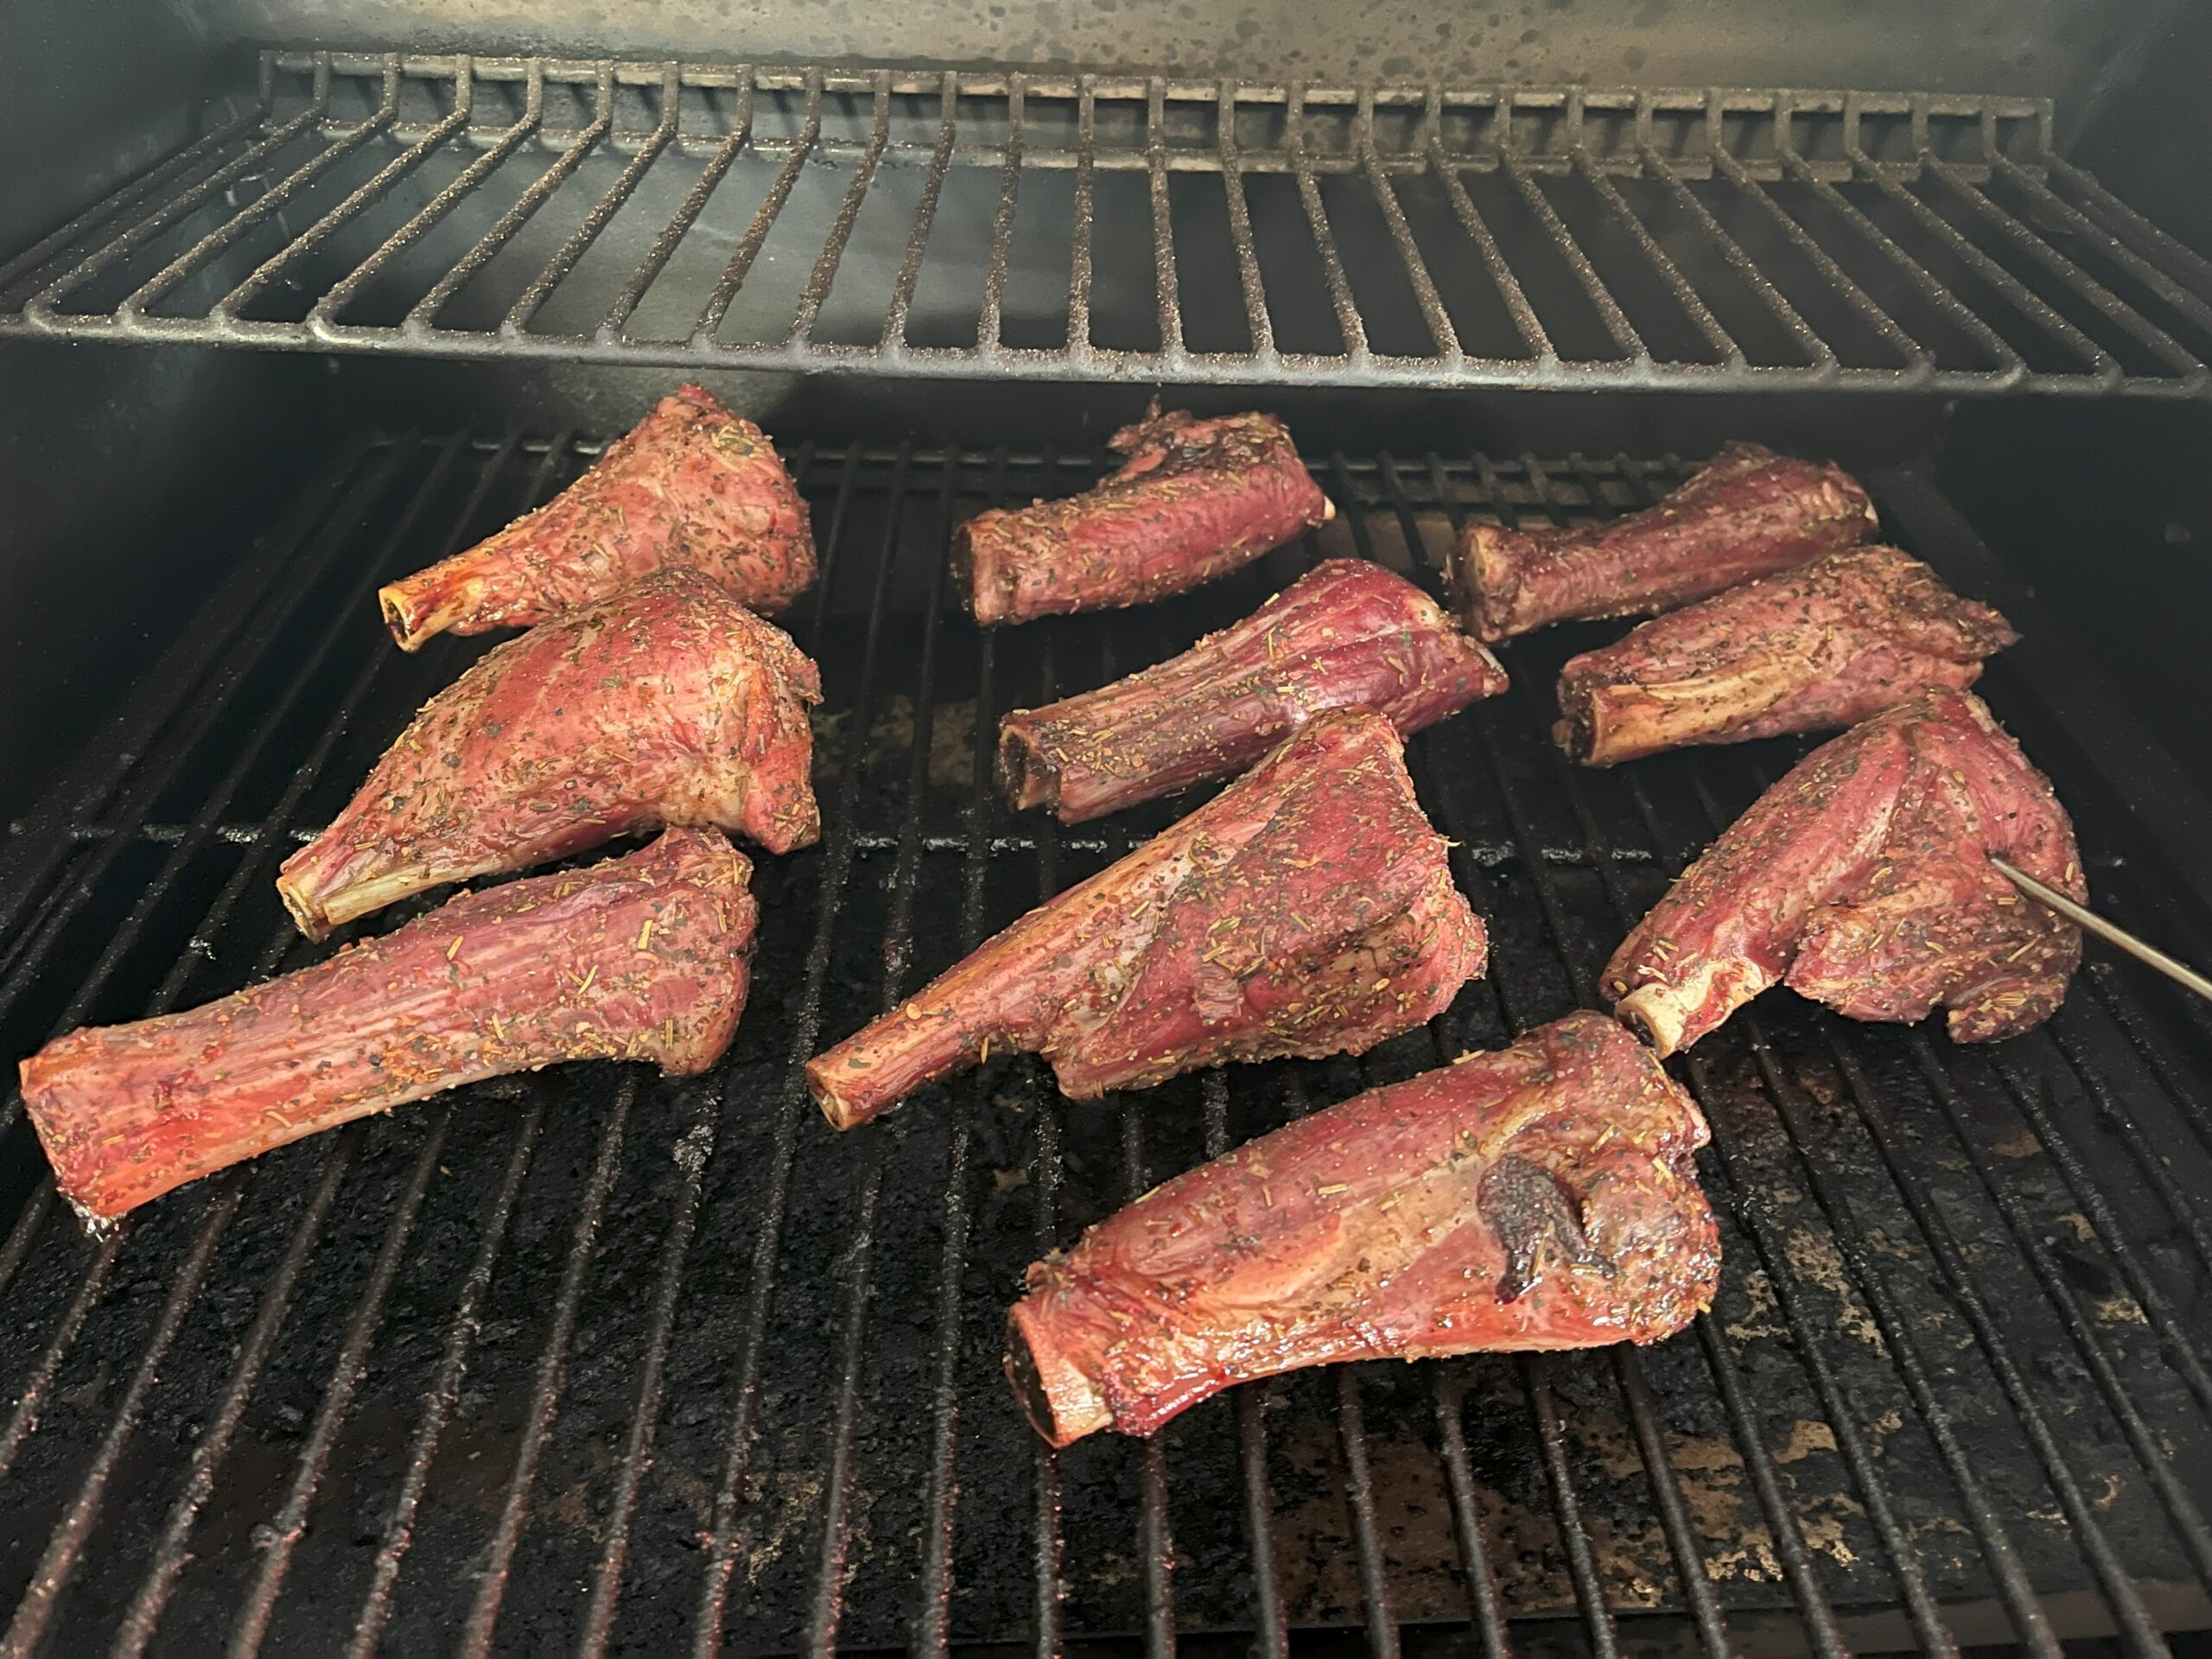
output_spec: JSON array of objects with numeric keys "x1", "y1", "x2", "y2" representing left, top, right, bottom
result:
[
  {"x1": 1446, "y1": 442, "x2": 1878, "y2": 642},
  {"x1": 1000, "y1": 559, "x2": 1507, "y2": 823},
  {"x1": 806, "y1": 710, "x2": 1486, "y2": 1128},
  {"x1": 279, "y1": 568, "x2": 820, "y2": 940},
  {"x1": 1006, "y1": 1011, "x2": 1718, "y2": 1445},
  {"x1": 1604, "y1": 689, "x2": 2082, "y2": 1056},
  {"x1": 954, "y1": 410, "x2": 1333, "y2": 626},
  {"x1": 22, "y1": 829, "x2": 756, "y2": 1222},
  {"x1": 378, "y1": 384, "x2": 816, "y2": 649},
  {"x1": 1555, "y1": 547, "x2": 2018, "y2": 766}
]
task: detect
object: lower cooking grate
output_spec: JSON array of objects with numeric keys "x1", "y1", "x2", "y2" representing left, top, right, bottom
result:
[{"x1": 0, "y1": 430, "x2": 2208, "y2": 1656}]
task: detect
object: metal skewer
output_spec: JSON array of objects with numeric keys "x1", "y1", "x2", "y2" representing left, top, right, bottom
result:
[{"x1": 1989, "y1": 855, "x2": 2212, "y2": 1005}]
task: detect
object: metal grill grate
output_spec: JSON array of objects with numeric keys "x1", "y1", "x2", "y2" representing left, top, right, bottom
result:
[
  {"x1": 10, "y1": 52, "x2": 2212, "y2": 396},
  {"x1": 0, "y1": 432, "x2": 2209, "y2": 1655}
]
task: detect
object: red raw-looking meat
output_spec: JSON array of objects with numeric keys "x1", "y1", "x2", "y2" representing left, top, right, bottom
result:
[
  {"x1": 954, "y1": 410, "x2": 1334, "y2": 626},
  {"x1": 1006, "y1": 1011, "x2": 1718, "y2": 1445},
  {"x1": 1603, "y1": 689, "x2": 2082, "y2": 1056},
  {"x1": 279, "y1": 567, "x2": 819, "y2": 940},
  {"x1": 999, "y1": 559, "x2": 1507, "y2": 823},
  {"x1": 22, "y1": 828, "x2": 756, "y2": 1223},
  {"x1": 1555, "y1": 547, "x2": 2018, "y2": 766},
  {"x1": 805, "y1": 710, "x2": 1486, "y2": 1128},
  {"x1": 1446, "y1": 442, "x2": 1878, "y2": 642},
  {"x1": 378, "y1": 385, "x2": 816, "y2": 650}
]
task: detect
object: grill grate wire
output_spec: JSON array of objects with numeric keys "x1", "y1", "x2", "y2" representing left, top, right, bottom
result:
[
  {"x1": 7, "y1": 54, "x2": 2212, "y2": 396},
  {"x1": 0, "y1": 437, "x2": 2204, "y2": 1652}
]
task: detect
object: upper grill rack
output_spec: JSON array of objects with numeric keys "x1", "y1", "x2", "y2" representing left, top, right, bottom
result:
[{"x1": 8, "y1": 50, "x2": 2212, "y2": 394}]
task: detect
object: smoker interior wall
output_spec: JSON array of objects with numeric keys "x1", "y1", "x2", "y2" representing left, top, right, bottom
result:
[
  {"x1": 1939, "y1": 400, "x2": 2212, "y2": 788},
  {"x1": 0, "y1": 0, "x2": 215, "y2": 257},
  {"x1": 0, "y1": 343, "x2": 335, "y2": 823},
  {"x1": 188, "y1": 0, "x2": 2176, "y2": 112}
]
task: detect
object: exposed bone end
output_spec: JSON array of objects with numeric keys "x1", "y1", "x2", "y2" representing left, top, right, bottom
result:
[
  {"x1": 804, "y1": 1055, "x2": 879, "y2": 1132},
  {"x1": 1005, "y1": 1300, "x2": 1113, "y2": 1447},
  {"x1": 995, "y1": 718, "x2": 1062, "y2": 816},
  {"x1": 1612, "y1": 986, "x2": 1689, "y2": 1058},
  {"x1": 1446, "y1": 523, "x2": 1532, "y2": 643},
  {"x1": 377, "y1": 572, "x2": 486, "y2": 652}
]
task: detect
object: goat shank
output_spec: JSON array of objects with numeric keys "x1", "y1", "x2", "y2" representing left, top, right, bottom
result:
[
  {"x1": 22, "y1": 829, "x2": 756, "y2": 1222},
  {"x1": 955, "y1": 410, "x2": 1333, "y2": 625},
  {"x1": 1556, "y1": 547, "x2": 2017, "y2": 765},
  {"x1": 280, "y1": 567, "x2": 819, "y2": 940},
  {"x1": 1603, "y1": 689, "x2": 2082, "y2": 1055},
  {"x1": 1007, "y1": 1011, "x2": 1718, "y2": 1445},
  {"x1": 379, "y1": 385, "x2": 815, "y2": 650},
  {"x1": 806, "y1": 709, "x2": 1486, "y2": 1128},
  {"x1": 1446, "y1": 442, "x2": 1877, "y2": 641},
  {"x1": 1000, "y1": 559, "x2": 1507, "y2": 823}
]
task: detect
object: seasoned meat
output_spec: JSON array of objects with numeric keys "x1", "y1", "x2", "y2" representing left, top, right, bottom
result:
[
  {"x1": 378, "y1": 384, "x2": 815, "y2": 650},
  {"x1": 806, "y1": 710, "x2": 1486, "y2": 1128},
  {"x1": 1603, "y1": 689, "x2": 2082, "y2": 1055},
  {"x1": 22, "y1": 829, "x2": 755, "y2": 1222},
  {"x1": 1446, "y1": 442, "x2": 1878, "y2": 642},
  {"x1": 1555, "y1": 547, "x2": 2017, "y2": 765},
  {"x1": 280, "y1": 568, "x2": 819, "y2": 940},
  {"x1": 954, "y1": 409, "x2": 1333, "y2": 625},
  {"x1": 1000, "y1": 559, "x2": 1506, "y2": 823},
  {"x1": 1006, "y1": 1011, "x2": 1718, "y2": 1445}
]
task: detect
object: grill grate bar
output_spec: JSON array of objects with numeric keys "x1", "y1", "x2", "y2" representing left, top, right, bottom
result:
[
  {"x1": 601, "y1": 71, "x2": 753, "y2": 337},
  {"x1": 694, "y1": 71, "x2": 822, "y2": 341},
  {"x1": 912, "y1": 529, "x2": 1008, "y2": 1652},
  {"x1": 114, "y1": 1137, "x2": 359, "y2": 1658},
  {"x1": 883, "y1": 73, "x2": 961, "y2": 353},
  {"x1": 17, "y1": 57, "x2": 2210, "y2": 392},
  {"x1": 1826, "y1": 142, "x2": 2084, "y2": 379},
  {"x1": 683, "y1": 445, "x2": 880, "y2": 1656},
  {"x1": 1568, "y1": 127, "x2": 1742, "y2": 366},
  {"x1": 1122, "y1": 1107, "x2": 1181, "y2": 1655},
  {"x1": 505, "y1": 63, "x2": 680, "y2": 336},
  {"x1": 1637, "y1": 139, "x2": 1827, "y2": 367},
  {"x1": 1982, "y1": 1050, "x2": 2212, "y2": 1413},
  {"x1": 804, "y1": 450, "x2": 956, "y2": 1649},
  {"x1": 344, "y1": 1101, "x2": 544, "y2": 1658},
  {"x1": 1286, "y1": 84, "x2": 1368, "y2": 359},
  {"x1": 312, "y1": 73, "x2": 546, "y2": 329},
  {"x1": 1067, "y1": 82, "x2": 1098, "y2": 359},
  {"x1": 1217, "y1": 85, "x2": 1277, "y2": 360},
  {"x1": 791, "y1": 73, "x2": 892, "y2": 350},
  {"x1": 1357, "y1": 92, "x2": 1459, "y2": 363},
  {"x1": 228, "y1": 1111, "x2": 453, "y2": 1656},
  {"x1": 457, "y1": 1072, "x2": 639, "y2": 1656},
  {"x1": 975, "y1": 78, "x2": 1025, "y2": 353},
  {"x1": 1203, "y1": 1069, "x2": 1291, "y2": 1655},
  {"x1": 576, "y1": 1074, "x2": 717, "y2": 1659}
]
